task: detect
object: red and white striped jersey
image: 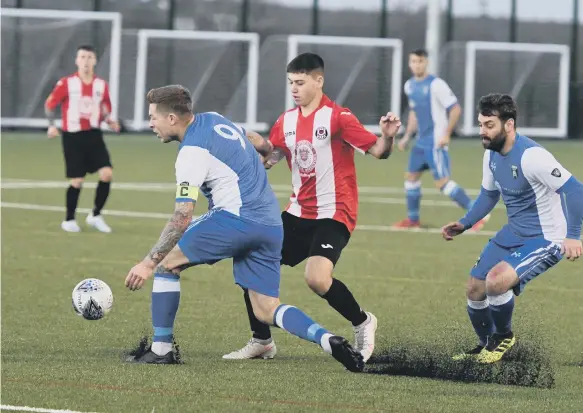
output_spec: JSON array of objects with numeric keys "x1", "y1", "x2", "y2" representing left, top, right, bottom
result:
[
  {"x1": 45, "y1": 73, "x2": 112, "y2": 133},
  {"x1": 269, "y1": 95, "x2": 378, "y2": 233}
]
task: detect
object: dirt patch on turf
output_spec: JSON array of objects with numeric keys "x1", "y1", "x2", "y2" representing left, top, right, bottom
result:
[{"x1": 365, "y1": 339, "x2": 555, "y2": 388}]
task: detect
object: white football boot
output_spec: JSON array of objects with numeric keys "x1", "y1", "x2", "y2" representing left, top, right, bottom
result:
[
  {"x1": 61, "y1": 220, "x2": 81, "y2": 233},
  {"x1": 86, "y1": 213, "x2": 112, "y2": 233},
  {"x1": 353, "y1": 312, "x2": 378, "y2": 363},
  {"x1": 222, "y1": 338, "x2": 277, "y2": 360}
]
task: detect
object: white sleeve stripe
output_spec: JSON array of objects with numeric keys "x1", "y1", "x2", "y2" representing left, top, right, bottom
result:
[
  {"x1": 431, "y1": 78, "x2": 457, "y2": 109},
  {"x1": 175, "y1": 146, "x2": 210, "y2": 188},
  {"x1": 348, "y1": 142, "x2": 366, "y2": 155},
  {"x1": 481, "y1": 150, "x2": 497, "y2": 191},
  {"x1": 521, "y1": 147, "x2": 572, "y2": 190}
]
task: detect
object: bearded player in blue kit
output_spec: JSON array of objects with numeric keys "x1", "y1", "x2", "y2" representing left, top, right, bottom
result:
[
  {"x1": 123, "y1": 85, "x2": 405, "y2": 371},
  {"x1": 442, "y1": 93, "x2": 583, "y2": 363}
]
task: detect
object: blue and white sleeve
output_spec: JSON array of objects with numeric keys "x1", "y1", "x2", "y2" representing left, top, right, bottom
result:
[
  {"x1": 404, "y1": 80, "x2": 413, "y2": 108},
  {"x1": 557, "y1": 177, "x2": 583, "y2": 239},
  {"x1": 174, "y1": 146, "x2": 210, "y2": 203},
  {"x1": 459, "y1": 151, "x2": 500, "y2": 230},
  {"x1": 432, "y1": 78, "x2": 458, "y2": 111},
  {"x1": 522, "y1": 147, "x2": 582, "y2": 239}
]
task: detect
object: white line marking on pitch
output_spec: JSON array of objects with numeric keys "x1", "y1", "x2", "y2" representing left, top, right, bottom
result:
[
  {"x1": 0, "y1": 405, "x2": 99, "y2": 413},
  {"x1": 0, "y1": 202, "x2": 497, "y2": 237},
  {"x1": 1, "y1": 179, "x2": 482, "y2": 195},
  {"x1": 1, "y1": 180, "x2": 494, "y2": 209}
]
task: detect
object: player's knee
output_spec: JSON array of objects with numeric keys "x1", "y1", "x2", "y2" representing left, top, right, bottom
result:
[
  {"x1": 304, "y1": 258, "x2": 333, "y2": 295},
  {"x1": 70, "y1": 178, "x2": 84, "y2": 188},
  {"x1": 305, "y1": 275, "x2": 329, "y2": 295},
  {"x1": 98, "y1": 167, "x2": 113, "y2": 182},
  {"x1": 252, "y1": 306, "x2": 274, "y2": 325},
  {"x1": 485, "y1": 263, "x2": 515, "y2": 295},
  {"x1": 405, "y1": 172, "x2": 421, "y2": 182},
  {"x1": 433, "y1": 176, "x2": 455, "y2": 190},
  {"x1": 466, "y1": 277, "x2": 486, "y2": 301},
  {"x1": 248, "y1": 292, "x2": 279, "y2": 325},
  {"x1": 435, "y1": 177, "x2": 450, "y2": 190}
]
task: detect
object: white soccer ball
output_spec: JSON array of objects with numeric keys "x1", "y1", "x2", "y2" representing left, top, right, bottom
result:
[{"x1": 72, "y1": 278, "x2": 113, "y2": 320}]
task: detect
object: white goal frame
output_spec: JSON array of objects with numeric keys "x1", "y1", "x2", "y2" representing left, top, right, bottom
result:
[
  {"x1": 463, "y1": 41, "x2": 570, "y2": 138},
  {"x1": 0, "y1": 8, "x2": 122, "y2": 127},
  {"x1": 133, "y1": 29, "x2": 265, "y2": 131},
  {"x1": 286, "y1": 35, "x2": 403, "y2": 134}
]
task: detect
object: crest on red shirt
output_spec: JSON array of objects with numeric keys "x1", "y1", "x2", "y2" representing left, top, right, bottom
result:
[
  {"x1": 79, "y1": 96, "x2": 95, "y2": 119},
  {"x1": 294, "y1": 140, "x2": 317, "y2": 176},
  {"x1": 314, "y1": 126, "x2": 328, "y2": 140}
]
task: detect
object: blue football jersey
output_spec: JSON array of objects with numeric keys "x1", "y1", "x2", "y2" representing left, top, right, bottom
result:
[
  {"x1": 482, "y1": 134, "x2": 572, "y2": 247},
  {"x1": 404, "y1": 75, "x2": 458, "y2": 149},
  {"x1": 174, "y1": 112, "x2": 281, "y2": 226}
]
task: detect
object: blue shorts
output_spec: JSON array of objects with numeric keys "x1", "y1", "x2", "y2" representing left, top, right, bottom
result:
[
  {"x1": 470, "y1": 238, "x2": 563, "y2": 295},
  {"x1": 408, "y1": 145, "x2": 450, "y2": 180},
  {"x1": 177, "y1": 209, "x2": 283, "y2": 297}
]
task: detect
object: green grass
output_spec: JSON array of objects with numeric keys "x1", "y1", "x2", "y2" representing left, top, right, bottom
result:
[{"x1": 2, "y1": 132, "x2": 582, "y2": 413}]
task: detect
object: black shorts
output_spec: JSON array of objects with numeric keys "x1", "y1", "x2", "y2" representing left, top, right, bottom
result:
[
  {"x1": 281, "y1": 211, "x2": 351, "y2": 267},
  {"x1": 61, "y1": 129, "x2": 112, "y2": 178}
]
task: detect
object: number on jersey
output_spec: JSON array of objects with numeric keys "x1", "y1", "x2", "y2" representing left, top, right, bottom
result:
[{"x1": 214, "y1": 124, "x2": 246, "y2": 149}]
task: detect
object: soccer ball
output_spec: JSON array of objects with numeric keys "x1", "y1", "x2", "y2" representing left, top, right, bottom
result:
[{"x1": 72, "y1": 278, "x2": 113, "y2": 320}]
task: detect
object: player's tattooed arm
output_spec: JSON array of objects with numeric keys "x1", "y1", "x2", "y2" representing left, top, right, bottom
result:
[
  {"x1": 264, "y1": 148, "x2": 285, "y2": 169},
  {"x1": 145, "y1": 201, "x2": 194, "y2": 266},
  {"x1": 247, "y1": 130, "x2": 273, "y2": 157}
]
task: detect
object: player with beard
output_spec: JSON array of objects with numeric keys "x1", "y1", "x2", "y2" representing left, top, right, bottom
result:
[{"x1": 441, "y1": 93, "x2": 583, "y2": 363}]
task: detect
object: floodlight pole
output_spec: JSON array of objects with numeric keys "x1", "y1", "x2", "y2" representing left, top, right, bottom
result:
[{"x1": 425, "y1": 0, "x2": 441, "y2": 75}]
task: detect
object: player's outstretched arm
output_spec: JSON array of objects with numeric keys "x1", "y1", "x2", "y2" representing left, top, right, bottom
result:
[
  {"x1": 443, "y1": 188, "x2": 499, "y2": 241},
  {"x1": 146, "y1": 201, "x2": 194, "y2": 266},
  {"x1": 126, "y1": 146, "x2": 203, "y2": 290},
  {"x1": 366, "y1": 112, "x2": 401, "y2": 159},
  {"x1": 247, "y1": 128, "x2": 286, "y2": 169},
  {"x1": 125, "y1": 200, "x2": 195, "y2": 290},
  {"x1": 450, "y1": 150, "x2": 501, "y2": 235},
  {"x1": 441, "y1": 221, "x2": 466, "y2": 240},
  {"x1": 458, "y1": 187, "x2": 499, "y2": 229},
  {"x1": 247, "y1": 130, "x2": 273, "y2": 157}
]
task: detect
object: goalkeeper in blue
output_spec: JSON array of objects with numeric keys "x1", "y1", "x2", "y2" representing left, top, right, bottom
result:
[
  {"x1": 441, "y1": 93, "x2": 583, "y2": 364},
  {"x1": 124, "y1": 85, "x2": 380, "y2": 372}
]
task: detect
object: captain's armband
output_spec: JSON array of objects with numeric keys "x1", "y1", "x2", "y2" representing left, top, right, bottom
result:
[{"x1": 175, "y1": 182, "x2": 199, "y2": 203}]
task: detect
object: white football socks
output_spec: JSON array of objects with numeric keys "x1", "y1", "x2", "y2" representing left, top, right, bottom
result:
[
  {"x1": 320, "y1": 333, "x2": 333, "y2": 354},
  {"x1": 152, "y1": 341, "x2": 172, "y2": 356}
]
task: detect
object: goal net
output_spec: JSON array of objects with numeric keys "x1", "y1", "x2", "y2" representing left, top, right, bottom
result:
[
  {"x1": 257, "y1": 35, "x2": 403, "y2": 134},
  {"x1": 0, "y1": 8, "x2": 122, "y2": 128},
  {"x1": 132, "y1": 29, "x2": 264, "y2": 132},
  {"x1": 440, "y1": 41, "x2": 570, "y2": 138}
]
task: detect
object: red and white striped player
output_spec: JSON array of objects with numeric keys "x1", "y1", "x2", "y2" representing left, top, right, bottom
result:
[
  {"x1": 45, "y1": 45, "x2": 120, "y2": 233},
  {"x1": 224, "y1": 53, "x2": 401, "y2": 363}
]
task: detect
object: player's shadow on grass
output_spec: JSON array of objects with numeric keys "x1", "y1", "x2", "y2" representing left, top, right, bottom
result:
[{"x1": 365, "y1": 341, "x2": 555, "y2": 388}]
